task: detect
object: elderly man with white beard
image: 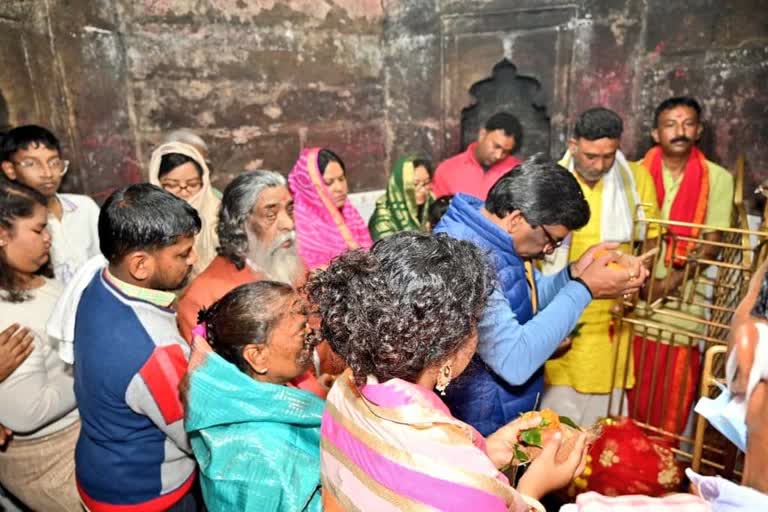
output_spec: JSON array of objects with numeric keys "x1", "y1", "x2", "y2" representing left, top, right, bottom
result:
[
  {"x1": 177, "y1": 170, "x2": 333, "y2": 397},
  {"x1": 177, "y1": 170, "x2": 303, "y2": 336}
]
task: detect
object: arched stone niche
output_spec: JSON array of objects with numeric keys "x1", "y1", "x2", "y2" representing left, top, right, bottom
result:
[{"x1": 460, "y1": 59, "x2": 550, "y2": 156}]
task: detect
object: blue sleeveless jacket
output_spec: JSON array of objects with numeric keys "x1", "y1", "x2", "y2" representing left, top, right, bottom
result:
[{"x1": 434, "y1": 194, "x2": 544, "y2": 436}]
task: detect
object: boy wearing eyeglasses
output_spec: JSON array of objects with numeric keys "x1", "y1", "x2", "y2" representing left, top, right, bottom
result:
[{"x1": 1, "y1": 125, "x2": 101, "y2": 284}]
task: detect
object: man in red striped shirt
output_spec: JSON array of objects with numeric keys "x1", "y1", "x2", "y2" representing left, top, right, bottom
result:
[{"x1": 74, "y1": 184, "x2": 202, "y2": 512}]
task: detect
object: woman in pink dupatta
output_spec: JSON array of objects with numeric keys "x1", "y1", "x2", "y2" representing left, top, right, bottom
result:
[
  {"x1": 289, "y1": 147, "x2": 373, "y2": 269},
  {"x1": 306, "y1": 232, "x2": 589, "y2": 512}
]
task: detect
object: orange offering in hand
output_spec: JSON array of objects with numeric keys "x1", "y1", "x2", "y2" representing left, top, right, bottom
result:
[
  {"x1": 515, "y1": 408, "x2": 601, "y2": 465},
  {"x1": 593, "y1": 249, "x2": 631, "y2": 270},
  {"x1": 594, "y1": 247, "x2": 658, "y2": 271}
]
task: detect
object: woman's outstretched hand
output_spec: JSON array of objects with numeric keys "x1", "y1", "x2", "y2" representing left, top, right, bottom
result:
[
  {"x1": 486, "y1": 415, "x2": 543, "y2": 469},
  {"x1": 516, "y1": 431, "x2": 588, "y2": 500}
]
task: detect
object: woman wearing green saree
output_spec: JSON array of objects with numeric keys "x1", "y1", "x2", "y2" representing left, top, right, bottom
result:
[{"x1": 369, "y1": 157, "x2": 434, "y2": 240}]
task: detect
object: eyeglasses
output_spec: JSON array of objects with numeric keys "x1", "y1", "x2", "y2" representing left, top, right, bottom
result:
[
  {"x1": 14, "y1": 158, "x2": 69, "y2": 176},
  {"x1": 540, "y1": 224, "x2": 564, "y2": 250},
  {"x1": 160, "y1": 180, "x2": 203, "y2": 194},
  {"x1": 413, "y1": 179, "x2": 431, "y2": 190}
]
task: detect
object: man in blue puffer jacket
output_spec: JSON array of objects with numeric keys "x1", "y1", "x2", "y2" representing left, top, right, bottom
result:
[{"x1": 435, "y1": 155, "x2": 648, "y2": 436}]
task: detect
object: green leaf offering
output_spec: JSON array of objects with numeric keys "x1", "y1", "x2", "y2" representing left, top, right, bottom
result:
[
  {"x1": 559, "y1": 415, "x2": 580, "y2": 430},
  {"x1": 520, "y1": 428, "x2": 542, "y2": 447},
  {"x1": 514, "y1": 446, "x2": 529, "y2": 463}
]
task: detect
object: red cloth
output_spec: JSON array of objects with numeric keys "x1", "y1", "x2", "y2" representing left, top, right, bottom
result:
[
  {"x1": 644, "y1": 146, "x2": 709, "y2": 266},
  {"x1": 626, "y1": 335, "x2": 701, "y2": 435},
  {"x1": 586, "y1": 418, "x2": 684, "y2": 497},
  {"x1": 287, "y1": 371, "x2": 328, "y2": 400},
  {"x1": 78, "y1": 473, "x2": 196, "y2": 512},
  {"x1": 431, "y1": 142, "x2": 522, "y2": 199},
  {"x1": 139, "y1": 345, "x2": 187, "y2": 424}
]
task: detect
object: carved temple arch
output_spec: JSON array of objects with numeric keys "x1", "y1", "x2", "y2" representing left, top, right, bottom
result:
[{"x1": 460, "y1": 59, "x2": 551, "y2": 157}]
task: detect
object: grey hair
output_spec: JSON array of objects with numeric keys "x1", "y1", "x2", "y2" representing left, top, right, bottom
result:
[
  {"x1": 163, "y1": 129, "x2": 208, "y2": 152},
  {"x1": 217, "y1": 170, "x2": 287, "y2": 270}
]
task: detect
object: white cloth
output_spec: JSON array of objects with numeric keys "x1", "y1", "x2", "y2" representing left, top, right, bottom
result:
[
  {"x1": 49, "y1": 193, "x2": 101, "y2": 284},
  {"x1": 686, "y1": 468, "x2": 768, "y2": 511},
  {"x1": 0, "y1": 278, "x2": 79, "y2": 439},
  {"x1": 540, "y1": 385, "x2": 626, "y2": 426},
  {"x1": 594, "y1": 150, "x2": 642, "y2": 243},
  {"x1": 47, "y1": 254, "x2": 107, "y2": 364},
  {"x1": 543, "y1": 150, "x2": 644, "y2": 274}
]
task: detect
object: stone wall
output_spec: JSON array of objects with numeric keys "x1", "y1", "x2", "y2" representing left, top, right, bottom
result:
[
  {"x1": 117, "y1": 0, "x2": 386, "y2": 194},
  {"x1": 0, "y1": 0, "x2": 387, "y2": 199},
  {"x1": 1, "y1": 0, "x2": 766, "y2": 209},
  {"x1": 386, "y1": 0, "x2": 768, "y2": 211}
]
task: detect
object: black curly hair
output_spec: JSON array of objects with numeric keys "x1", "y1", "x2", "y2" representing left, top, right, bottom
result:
[
  {"x1": 305, "y1": 231, "x2": 495, "y2": 386},
  {"x1": 573, "y1": 107, "x2": 623, "y2": 140}
]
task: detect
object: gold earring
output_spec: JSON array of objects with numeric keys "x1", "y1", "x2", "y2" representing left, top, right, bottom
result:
[{"x1": 435, "y1": 365, "x2": 452, "y2": 396}]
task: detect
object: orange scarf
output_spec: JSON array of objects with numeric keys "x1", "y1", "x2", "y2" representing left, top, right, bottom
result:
[{"x1": 644, "y1": 146, "x2": 709, "y2": 267}]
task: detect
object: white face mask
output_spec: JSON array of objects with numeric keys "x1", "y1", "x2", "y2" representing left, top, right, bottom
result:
[{"x1": 694, "y1": 382, "x2": 748, "y2": 452}]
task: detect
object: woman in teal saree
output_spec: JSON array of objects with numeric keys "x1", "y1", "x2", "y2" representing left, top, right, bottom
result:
[
  {"x1": 369, "y1": 157, "x2": 434, "y2": 240},
  {"x1": 184, "y1": 281, "x2": 324, "y2": 512}
]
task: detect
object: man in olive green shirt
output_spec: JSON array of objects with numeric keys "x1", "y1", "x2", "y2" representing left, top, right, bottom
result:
[{"x1": 628, "y1": 96, "x2": 734, "y2": 434}]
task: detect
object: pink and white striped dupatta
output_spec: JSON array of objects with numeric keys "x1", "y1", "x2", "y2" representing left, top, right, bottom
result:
[{"x1": 320, "y1": 370, "x2": 536, "y2": 512}]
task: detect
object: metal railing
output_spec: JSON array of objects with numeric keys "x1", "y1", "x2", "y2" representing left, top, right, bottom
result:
[{"x1": 605, "y1": 157, "x2": 763, "y2": 479}]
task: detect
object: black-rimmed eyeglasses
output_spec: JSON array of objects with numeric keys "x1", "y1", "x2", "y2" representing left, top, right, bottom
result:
[{"x1": 540, "y1": 224, "x2": 564, "y2": 250}]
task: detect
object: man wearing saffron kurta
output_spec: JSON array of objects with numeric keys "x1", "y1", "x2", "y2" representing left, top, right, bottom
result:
[
  {"x1": 627, "y1": 96, "x2": 734, "y2": 434},
  {"x1": 542, "y1": 108, "x2": 660, "y2": 425},
  {"x1": 177, "y1": 170, "x2": 330, "y2": 398},
  {"x1": 431, "y1": 112, "x2": 523, "y2": 200}
]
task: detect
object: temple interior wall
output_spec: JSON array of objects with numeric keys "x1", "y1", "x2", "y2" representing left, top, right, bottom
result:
[{"x1": 1, "y1": 0, "x2": 765, "y2": 210}]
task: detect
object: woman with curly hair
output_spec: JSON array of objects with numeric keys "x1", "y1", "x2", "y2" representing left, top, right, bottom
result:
[
  {"x1": 184, "y1": 281, "x2": 325, "y2": 511},
  {"x1": 306, "y1": 231, "x2": 589, "y2": 512}
]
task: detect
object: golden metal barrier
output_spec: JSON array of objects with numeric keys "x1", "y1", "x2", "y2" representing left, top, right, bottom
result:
[
  {"x1": 605, "y1": 157, "x2": 764, "y2": 478},
  {"x1": 690, "y1": 345, "x2": 743, "y2": 478}
]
